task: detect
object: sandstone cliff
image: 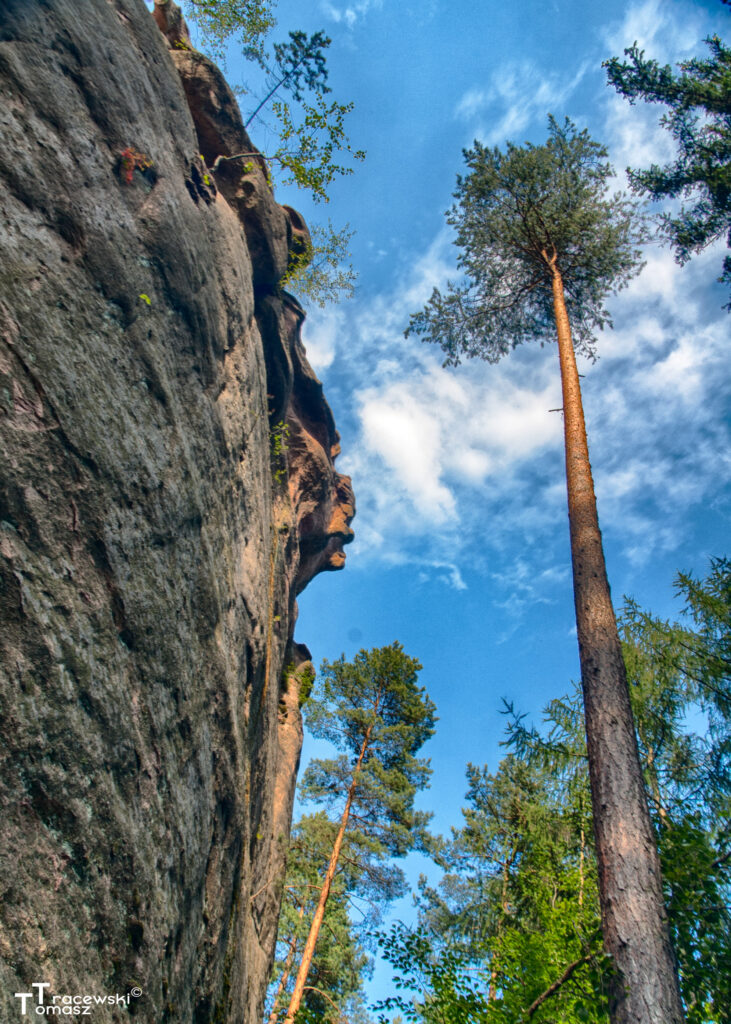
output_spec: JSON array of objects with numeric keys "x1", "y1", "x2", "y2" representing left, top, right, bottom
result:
[{"x1": 0, "y1": 1, "x2": 354, "y2": 1020}]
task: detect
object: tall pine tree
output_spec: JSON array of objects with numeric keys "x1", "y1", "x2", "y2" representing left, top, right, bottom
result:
[{"x1": 407, "y1": 117, "x2": 683, "y2": 1024}]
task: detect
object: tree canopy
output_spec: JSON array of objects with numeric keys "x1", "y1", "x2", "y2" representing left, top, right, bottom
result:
[
  {"x1": 279, "y1": 644, "x2": 436, "y2": 1024},
  {"x1": 406, "y1": 116, "x2": 646, "y2": 362},
  {"x1": 180, "y1": 0, "x2": 275, "y2": 62},
  {"x1": 374, "y1": 561, "x2": 731, "y2": 1024},
  {"x1": 605, "y1": 33, "x2": 731, "y2": 305},
  {"x1": 301, "y1": 643, "x2": 436, "y2": 859}
]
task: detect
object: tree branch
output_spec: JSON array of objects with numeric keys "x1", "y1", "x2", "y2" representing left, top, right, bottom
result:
[
  {"x1": 524, "y1": 954, "x2": 593, "y2": 1018},
  {"x1": 302, "y1": 986, "x2": 342, "y2": 1015}
]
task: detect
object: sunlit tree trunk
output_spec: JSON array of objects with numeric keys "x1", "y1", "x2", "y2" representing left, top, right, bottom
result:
[
  {"x1": 549, "y1": 261, "x2": 684, "y2": 1024},
  {"x1": 488, "y1": 847, "x2": 514, "y2": 1003},
  {"x1": 267, "y1": 902, "x2": 305, "y2": 1024},
  {"x1": 283, "y1": 723, "x2": 374, "y2": 1024}
]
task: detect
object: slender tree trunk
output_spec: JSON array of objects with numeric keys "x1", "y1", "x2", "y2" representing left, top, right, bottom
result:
[
  {"x1": 549, "y1": 264, "x2": 684, "y2": 1024},
  {"x1": 645, "y1": 744, "x2": 670, "y2": 828},
  {"x1": 283, "y1": 725, "x2": 373, "y2": 1024},
  {"x1": 579, "y1": 822, "x2": 585, "y2": 908},
  {"x1": 488, "y1": 848, "x2": 513, "y2": 1003},
  {"x1": 267, "y1": 902, "x2": 305, "y2": 1024}
]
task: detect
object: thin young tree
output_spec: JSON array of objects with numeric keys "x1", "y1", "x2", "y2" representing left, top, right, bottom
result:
[
  {"x1": 282, "y1": 643, "x2": 436, "y2": 1024},
  {"x1": 267, "y1": 810, "x2": 405, "y2": 1024},
  {"x1": 154, "y1": 0, "x2": 362, "y2": 303},
  {"x1": 406, "y1": 117, "x2": 684, "y2": 1024}
]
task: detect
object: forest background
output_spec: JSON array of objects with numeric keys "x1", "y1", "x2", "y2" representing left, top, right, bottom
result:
[{"x1": 147, "y1": 0, "x2": 730, "y2": 1010}]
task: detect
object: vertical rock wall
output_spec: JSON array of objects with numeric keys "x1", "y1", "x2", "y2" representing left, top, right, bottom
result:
[{"x1": 0, "y1": 1, "x2": 353, "y2": 1020}]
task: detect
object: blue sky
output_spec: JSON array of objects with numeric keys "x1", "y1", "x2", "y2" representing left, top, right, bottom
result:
[
  {"x1": 172, "y1": 0, "x2": 730, "y2": 1000},
  {"x1": 261, "y1": 0, "x2": 731, "y2": 809}
]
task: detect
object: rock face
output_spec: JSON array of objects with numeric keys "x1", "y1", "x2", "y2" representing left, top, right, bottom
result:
[{"x1": 0, "y1": 1, "x2": 353, "y2": 1021}]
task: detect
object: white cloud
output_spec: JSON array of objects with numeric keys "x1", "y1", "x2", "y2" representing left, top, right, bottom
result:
[
  {"x1": 600, "y1": 0, "x2": 725, "y2": 178},
  {"x1": 321, "y1": 0, "x2": 382, "y2": 28},
  {"x1": 602, "y1": 0, "x2": 707, "y2": 62},
  {"x1": 359, "y1": 383, "x2": 457, "y2": 523},
  {"x1": 316, "y1": 0, "x2": 730, "y2": 611},
  {"x1": 331, "y1": 222, "x2": 729, "y2": 594},
  {"x1": 455, "y1": 60, "x2": 590, "y2": 146},
  {"x1": 603, "y1": 91, "x2": 678, "y2": 179},
  {"x1": 301, "y1": 306, "x2": 343, "y2": 371}
]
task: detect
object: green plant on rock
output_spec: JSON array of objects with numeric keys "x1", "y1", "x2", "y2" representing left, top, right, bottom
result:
[
  {"x1": 180, "y1": 0, "x2": 275, "y2": 64},
  {"x1": 270, "y1": 420, "x2": 289, "y2": 486},
  {"x1": 283, "y1": 221, "x2": 356, "y2": 306},
  {"x1": 173, "y1": 0, "x2": 363, "y2": 306}
]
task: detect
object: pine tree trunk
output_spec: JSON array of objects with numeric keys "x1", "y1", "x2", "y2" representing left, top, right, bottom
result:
[
  {"x1": 283, "y1": 725, "x2": 373, "y2": 1024},
  {"x1": 267, "y1": 902, "x2": 305, "y2": 1024},
  {"x1": 550, "y1": 265, "x2": 684, "y2": 1024}
]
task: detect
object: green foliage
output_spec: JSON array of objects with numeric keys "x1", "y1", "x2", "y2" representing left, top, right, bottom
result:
[
  {"x1": 375, "y1": 562, "x2": 730, "y2": 1024},
  {"x1": 406, "y1": 117, "x2": 647, "y2": 363},
  {"x1": 301, "y1": 643, "x2": 436, "y2": 859},
  {"x1": 236, "y1": 26, "x2": 365, "y2": 203},
  {"x1": 283, "y1": 221, "x2": 356, "y2": 306},
  {"x1": 375, "y1": 924, "x2": 488, "y2": 1024},
  {"x1": 267, "y1": 813, "x2": 377, "y2": 1024},
  {"x1": 268, "y1": 645, "x2": 436, "y2": 1023},
  {"x1": 297, "y1": 662, "x2": 316, "y2": 706},
  {"x1": 605, "y1": 35, "x2": 731, "y2": 305},
  {"x1": 620, "y1": 558, "x2": 731, "y2": 1022},
  {"x1": 270, "y1": 95, "x2": 366, "y2": 203},
  {"x1": 180, "y1": 0, "x2": 275, "y2": 63},
  {"x1": 179, "y1": 0, "x2": 364, "y2": 304},
  {"x1": 378, "y1": 744, "x2": 608, "y2": 1024},
  {"x1": 245, "y1": 29, "x2": 332, "y2": 125},
  {"x1": 270, "y1": 419, "x2": 289, "y2": 485}
]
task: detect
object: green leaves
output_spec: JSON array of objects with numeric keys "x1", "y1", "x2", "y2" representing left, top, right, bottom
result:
[
  {"x1": 267, "y1": 647, "x2": 436, "y2": 1022},
  {"x1": 620, "y1": 560, "x2": 731, "y2": 1022},
  {"x1": 179, "y1": 1, "x2": 364, "y2": 305},
  {"x1": 270, "y1": 95, "x2": 365, "y2": 203},
  {"x1": 283, "y1": 221, "x2": 356, "y2": 307},
  {"x1": 605, "y1": 35, "x2": 731, "y2": 306},
  {"x1": 271, "y1": 30, "x2": 331, "y2": 104},
  {"x1": 376, "y1": 560, "x2": 730, "y2": 1024},
  {"x1": 301, "y1": 644, "x2": 436, "y2": 857},
  {"x1": 407, "y1": 117, "x2": 647, "y2": 364},
  {"x1": 377, "y1": 741, "x2": 607, "y2": 1024},
  {"x1": 181, "y1": 0, "x2": 275, "y2": 63},
  {"x1": 268, "y1": 814, "x2": 373, "y2": 1024}
]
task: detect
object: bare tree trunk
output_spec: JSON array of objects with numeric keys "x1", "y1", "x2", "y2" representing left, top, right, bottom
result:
[
  {"x1": 283, "y1": 724, "x2": 373, "y2": 1024},
  {"x1": 267, "y1": 902, "x2": 305, "y2": 1024},
  {"x1": 549, "y1": 264, "x2": 684, "y2": 1024},
  {"x1": 488, "y1": 849, "x2": 513, "y2": 1003}
]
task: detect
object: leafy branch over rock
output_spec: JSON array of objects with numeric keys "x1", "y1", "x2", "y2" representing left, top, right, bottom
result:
[{"x1": 172, "y1": 0, "x2": 363, "y2": 306}]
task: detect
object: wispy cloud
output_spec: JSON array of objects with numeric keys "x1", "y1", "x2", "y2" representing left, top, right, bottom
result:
[
  {"x1": 602, "y1": 0, "x2": 709, "y2": 62},
  {"x1": 455, "y1": 60, "x2": 590, "y2": 145},
  {"x1": 308, "y1": 0, "x2": 730, "y2": 603},
  {"x1": 301, "y1": 306, "x2": 344, "y2": 372},
  {"x1": 321, "y1": 235, "x2": 728, "y2": 601},
  {"x1": 320, "y1": 0, "x2": 382, "y2": 29}
]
